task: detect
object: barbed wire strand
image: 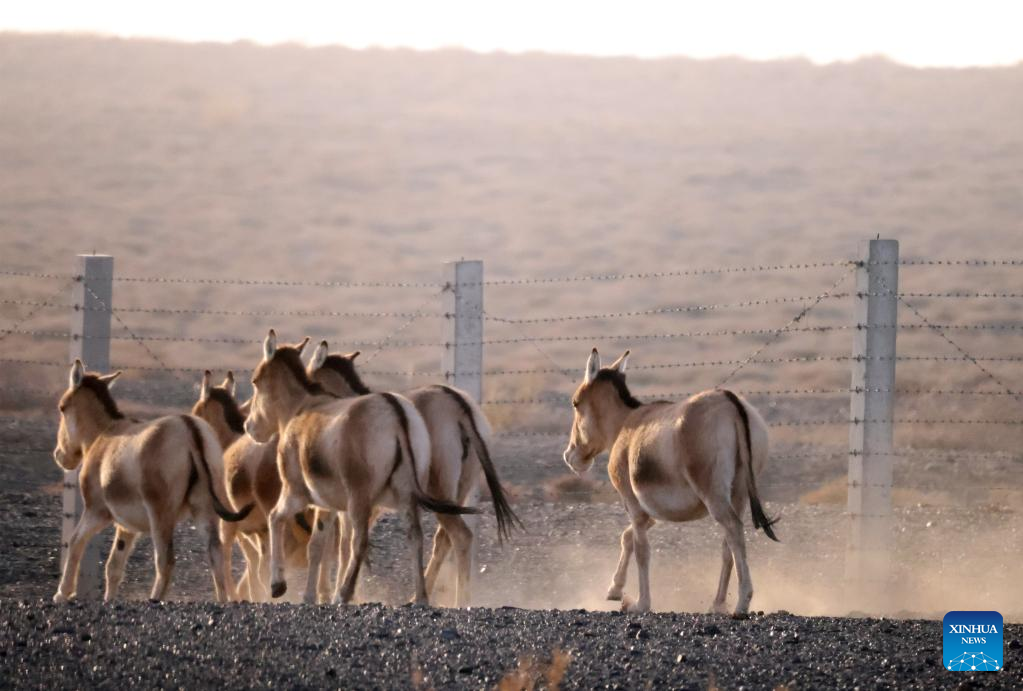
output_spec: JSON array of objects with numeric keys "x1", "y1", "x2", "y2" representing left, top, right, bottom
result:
[
  {"x1": 876, "y1": 273, "x2": 1022, "y2": 404},
  {"x1": 485, "y1": 293, "x2": 852, "y2": 325},
  {"x1": 482, "y1": 386, "x2": 1023, "y2": 406},
  {"x1": 83, "y1": 283, "x2": 194, "y2": 387},
  {"x1": 11, "y1": 320, "x2": 1023, "y2": 348},
  {"x1": 0, "y1": 280, "x2": 74, "y2": 347},
  {"x1": 362, "y1": 289, "x2": 445, "y2": 364},
  {"x1": 718, "y1": 266, "x2": 856, "y2": 387}
]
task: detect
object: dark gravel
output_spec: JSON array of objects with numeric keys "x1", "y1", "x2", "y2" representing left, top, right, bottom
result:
[
  {"x1": 3, "y1": 416, "x2": 1023, "y2": 688},
  {"x1": 2, "y1": 599, "x2": 1021, "y2": 690}
]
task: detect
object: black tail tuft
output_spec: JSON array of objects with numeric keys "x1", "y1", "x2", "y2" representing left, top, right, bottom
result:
[
  {"x1": 750, "y1": 496, "x2": 780, "y2": 542},
  {"x1": 459, "y1": 420, "x2": 522, "y2": 542},
  {"x1": 414, "y1": 490, "x2": 481, "y2": 516},
  {"x1": 721, "y1": 390, "x2": 780, "y2": 542},
  {"x1": 215, "y1": 500, "x2": 255, "y2": 523},
  {"x1": 437, "y1": 385, "x2": 522, "y2": 542},
  {"x1": 181, "y1": 415, "x2": 254, "y2": 523},
  {"x1": 380, "y1": 392, "x2": 480, "y2": 517}
]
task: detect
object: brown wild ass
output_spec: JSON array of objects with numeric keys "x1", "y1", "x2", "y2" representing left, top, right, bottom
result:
[
  {"x1": 244, "y1": 330, "x2": 477, "y2": 604},
  {"x1": 562, "y1": 349, "x2": 777, "y2": 615},
  {"x1": 306, "y1": 341, "x2": 520, "y2": 607},
  {"x1": 53, "y1": 360, "x2": 253, "y2": 602},
  {"x1": 191, "y1": 370, "x2": 314, "y2": 601}
]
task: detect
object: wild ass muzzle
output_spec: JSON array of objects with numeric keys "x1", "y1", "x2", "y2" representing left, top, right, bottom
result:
[
  {"x1": 191, "y1": 370, "x2": 314, "y2": 601},
  {"x1": 306, "y1": 341, "x2": 521, "y2": 607},
  {"x1": 53, "y1": 360, "x2": 253, "y2": 603},
  {"x1": 245, "y1": 330, "x2": 478, "y2": 605},
  {"x1": 562, "y1": 348, "x2": 778, "y2": 616}
]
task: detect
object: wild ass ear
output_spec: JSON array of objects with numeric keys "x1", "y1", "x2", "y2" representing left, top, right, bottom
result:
[
  {"x1": 346, "y1": 350, "x2": 361, "y2": 361},
  {"x1": 69, "y1": 359, "x2": 85, "y2": 389},
  {"x1": 98, "y1": 370, "x2": 121, "y2": 390},
  {"x1": 295, "y1": 336, "x2": 311, "y2": 355},
  {"x1": 584, "y1": 348, "x2": 601, "y2": 383},
  {"x1": 263, "y1": 329, "x2": 277, "y2": 361},
  {"x1": 309, "y1": 340, "x2": 329, "y2": 372},
  {"x1": 221, "y1": 371, "x2": 236, "y2": 397},
  {"x1": 200, "y1": 370, "x2": 212, "y2": 400},
  {"x1": 608, "y1": 350, "x2": 630, "y2": 374}
]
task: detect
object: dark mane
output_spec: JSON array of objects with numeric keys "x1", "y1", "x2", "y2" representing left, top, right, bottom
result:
[
  {"x1": 322, "y1": 355, "x2": 372, "y2": 395},
  {"x1": 80, "y1": 375, "x2": 125, "y2": 419},
  {"x1": 595, "y1": 368, "x2": 643, "y2": 409},
  {"x1": 208, "y1": 387, "x2": 246, "y2": 435},
  {"x1": 275, "y1": 348, "x2": 336, "y2": 397}
]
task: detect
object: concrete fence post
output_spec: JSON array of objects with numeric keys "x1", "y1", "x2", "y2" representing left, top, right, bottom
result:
[
  {"x1": 63, "y1": 254, "x2": 114, "y2": 598},
  {"x1": 441, "y1": 260, "x2": 483, "y2": 601},
  {"x1": 442, "y1": 260, "x2": 483, "y2": 402},
  {"x1": 846, "y1": 239, "x2": 898, "y2": 604}
]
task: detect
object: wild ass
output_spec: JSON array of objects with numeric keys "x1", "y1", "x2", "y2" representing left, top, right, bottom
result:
[
  {"x1": 306, "y1": 342, "x2": 520, "y2": 607},
  {"x1": 244, "y1": 330, "x2": 478, "y2": 604},
  {"x1": 53, "y1": 360, "x2": 252, "y2": 602},
  {"x1": 191, "y1": 370, "x2": 314, "y2": 601},
  {"x1": 562, "y1": 349, "x2": 778, "y2": 615}
]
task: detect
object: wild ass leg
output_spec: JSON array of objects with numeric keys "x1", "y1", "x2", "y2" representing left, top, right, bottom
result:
[
  {"x1": 103, "y1": 527, "x2": 138, "y2": 602},
  {"x1": 333, "y1": 513, "x2": 354, "y2": 603},
  {"x1": 607, "y1": 524, "x2": 634, "y2": 601},
  {"x1": 304, "y1": 509, "x2": 339, "y2": 604},
  {"x1": 711, "y1": 537, "x2": 734, "y2": 614},
  {"x1": 423, "y1": 526, "x2": 451, "y2": 597},
  {"x1": 197, "y1": 518, "x2": 229, "y2": 603},
  {"x1": 435, "y1": 516, "x2": 473, "y2": 607},
  {"x1": 148, "y1": 514, "x2": 177, "y2": 601},
  {"x1": 406, "y1": 501, "x2": 428, "y2": 605},
  {"x1": 236, "y1": 534, "x2": 263, "y2": 601},
  {"x1": 54, "y1": 509, "x2": 110, "y2": 603},
  {"x1": 220, "y1": 520, "x2": 241, "y2": 601},
  {"x1": 622, "y1": 512, "x2": 654, "y2": 613},
  {"x1": 705, "y1": 495, "x2": 753, "y2": 615},
  {"x1": 254, "y1": 533, "x2": 272, "y2": 600},
  {"x1": 336, "y1": 500, "x2": 372, "y2": 604},
  {"x1": 303, "y1": 509, "x2": 332, "y2": 604},
  {"x1": 269, "y1": 489, "x2": 307, "y2": 600},
  {"x1": 317, "y1": 513, "x2": 340, "y2": 604}
]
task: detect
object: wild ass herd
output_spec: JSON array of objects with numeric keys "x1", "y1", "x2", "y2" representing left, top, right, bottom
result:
[{"x1": 53, "y1": 330, "x2": 778, "y2": 615}]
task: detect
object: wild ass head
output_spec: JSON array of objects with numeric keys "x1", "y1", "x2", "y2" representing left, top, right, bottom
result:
[
  {"x1": 192, "y1": 370, "x2": 247, "y2": 449},
  {"x1": 245, "y1": 329, "x2": 315, "y2": 443},
  {"x1": 54, "y1": 359, "x2": 123, "y2": 470},
  {"x1": 306, "y1": 340, "x2": 371, "y2": 397},
  {"x1": 563, "y1": 348, "x2": 638, "y2": 475}
]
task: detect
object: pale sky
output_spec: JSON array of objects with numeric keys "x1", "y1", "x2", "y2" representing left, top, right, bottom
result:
[{"x1": 4, "y1": 0, "x2": 1022, "y2": 67}]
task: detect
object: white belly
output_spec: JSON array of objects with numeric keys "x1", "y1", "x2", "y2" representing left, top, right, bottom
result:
[{"x1": 634, "y1": 482, "x2": 708, "y2": 523}]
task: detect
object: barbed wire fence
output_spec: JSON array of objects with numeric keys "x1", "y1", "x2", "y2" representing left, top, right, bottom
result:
[{"x1": 1, "y1": 240, "x2": 1022, "y2": 604}]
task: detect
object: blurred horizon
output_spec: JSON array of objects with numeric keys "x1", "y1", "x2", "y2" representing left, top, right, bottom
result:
[{"x1": 3, "y1": 0, "x2": 1023, "y2": 68}]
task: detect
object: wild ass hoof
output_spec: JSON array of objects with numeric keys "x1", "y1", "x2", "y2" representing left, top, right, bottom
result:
[
  {"x1": 271, "y1": 581, "x2": 288, "y2": 599},
  {"x1": 710, "y1": 601, "x2": 729, "y2": 615},
  {"x1": 731, "y1": 611, "x2": 751, "y2": 621},
  {"x1": 53, "y1": 592, "x2": 71, "y2": 604},
  {"x1": 620, "y1": 596, "x2": 649, "y2": 614},
  {"x1": 606, "y1": 585, "x2": 624, "y2": 601}
]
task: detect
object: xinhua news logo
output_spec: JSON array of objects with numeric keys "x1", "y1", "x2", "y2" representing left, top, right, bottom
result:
[{"x1": 943, "y1": 611, "x2": 1003, "y2": 672}]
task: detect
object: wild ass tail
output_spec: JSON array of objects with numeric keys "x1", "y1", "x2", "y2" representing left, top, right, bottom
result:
[
  {"x1": 721, "y1": 390, "x2": 779, "y2": 542},
  {"x1": 437, "y1": 385, "x2": 523, "y2": 542},
  {"x1": 379, "y1": 393, "x2": 480, "y2": 516},
  {"x1": 180, "y1": 415, "x2": 255, "y2": 523}
]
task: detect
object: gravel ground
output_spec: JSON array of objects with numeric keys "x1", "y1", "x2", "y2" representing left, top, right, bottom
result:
[
  {"x1": 3, "y1": 415, "x2": 1022, "y2": 688},
  {"x1": 2, "y1": 599, "x2": 1021, "y2": 690}
]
